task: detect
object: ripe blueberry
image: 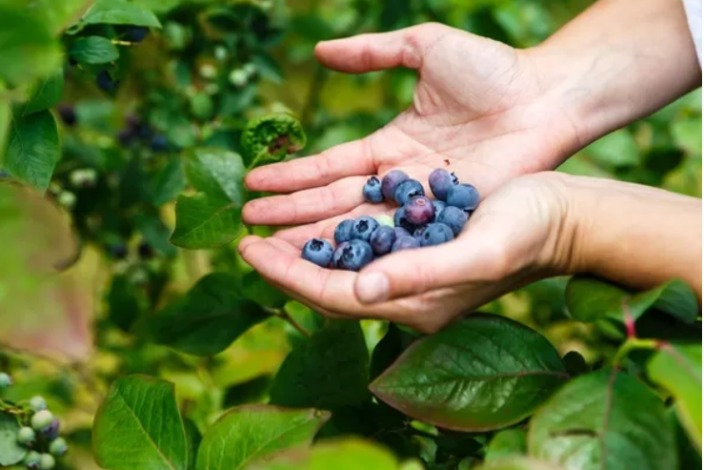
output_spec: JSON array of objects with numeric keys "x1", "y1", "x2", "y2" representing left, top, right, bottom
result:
[
  {"x1": 393, "y1": 207, "x2": 416, "y2": 233},
  {"x1": 57, "y1": 104, "x2": 77, "y2": 127},
  {"x1": 0, "y1": 372, "x2": 12, "y2": 388},
  {"x1": 403, "y1": 196, "x2": 435, "y2": 225},
  {"x1": 394, "y1": 179, "x2": 425, "y2": 205},
  {"x1": 391, "y1": 236, "x2": 420, "y2": 252},
  {"x1": 351, "y1": 216, "x2": 379, "y2": 242},
  {"x1": 334, "y1": 239, "x2": 374, "y2": 271},
  {"x1": 31, "y1": 410, "x2": 54, "y2": 432},
  {"x1": 381, "y1": 170, "x2": 409, "y2": 200},
  {"x1": 362, "y1": 176, "x2": 384, "y2": 203},
  {"x1": 432, "y1": 200, "x2": 446, "y2": 221},
  {"x1": 301, "y1": 239, "x2": 334, "y2": 267},
  {"x1": 150, "y1": 135, "x2": 169, "y2": 152},
  {"x1": 436, "y1": 206, "x2": 468, "y2": 236},
  {"x1": 428, "y1": 169, "x2": 457, "y2": 200},
  {"x1": 369, "y1": 226, "x2": 396, "y2": 255},
  {"x1": 124, "y1": 26, "x2": 150, "y2": 43},
  {"x1": 421, "y1": 223, "x2": 454, "y2": 246},
  {"x1": 49, "y1": 438, "x2": 68, "y2": 457},
  {"x1": 17, "y1": 426, "x2": 36, "y2": 446},
  {"x1": 96, "y1": 70, "x2": 117, "y2": 93},
  {"x1": 413, "y1": 226, "x2": 426, "y2": 242},
  {"x1": 334, "y1": 219, "x2": 355, "y2": 244},
  {"x1": 446, "y1": 184, "x2": 480, "y2": 211}
]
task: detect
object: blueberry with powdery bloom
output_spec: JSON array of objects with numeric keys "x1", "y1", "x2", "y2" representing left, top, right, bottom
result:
[
  {"x1": 335, "y1": 219, "x2": 355, "y2": 244},
  {"x1": 394, "y1": 179, "x2": 425, "y2": 206},
  {"x1": 362, "y1": 176, "x2": 384, "y2": 203},
  {"x1": 391, "y1": 236, "x2": 420, "y2": 252},
  {"x1": 393, "y1": 227, "x2": 411, "y2": 239},
  {"x1": 302, "y1": 239, "x2": 334, "y2": 267},
  {"x1": 369, "y1": 226, "x2": 396, "y2": 255},
  {"x1": 393, "y1": 207, "x2": 416, "y2": 233},
  {"x1": 437, "y1": 206, "x2": 469, "y2": 236},
  {"x1": 420, "y1": 223, "x2": 454, "y2": 246},
  {"x1": 432, "y1": 200, "x2": 446, "y2": 221},
  {"x1": 446, "y1": 183, "x2": 480, "y2": 211},
  {"x1": 351, "y1": 216, "x2": 380, "y2": 242},
  {"x1": 428, "y1": 168, "x2": 458, "y2": 200},
  {"x1": 403, "y1": 196, "x2": 435, "y2": 225},
  {"x1": 335, "y1": 239, "x2": 374, "y2": 271},
  {"x1": 381, "y1": 170, "x2": 409, "y2": 200}
]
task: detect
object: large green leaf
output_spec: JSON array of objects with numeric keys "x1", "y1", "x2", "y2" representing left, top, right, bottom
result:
[
  {"x1": 79, "y1": 0, "x2": 161, "y2": 28},
  {"x1": 528, "y1": 369, "x2": 675, "y2": 470},
  {"x1": 0, "y1": 412, "x2": 27, "y2": 466},
  {"x1": 370, "y1": 314, "x2": 568, "y2": 431},
  {"x1": 566, "y1": 276, "x2": 699, "y2": 325},
  {"x1": 139, "y1": 273, "x2": 267, "y2": 356},
  {"x1": 185, "y1": 148, "x2": 246, "y2": 204},
  {"x1": 19, "y1": 70, "x2": 64, "y2": 117},
  {"x1": 485, "y1": 429, "x2": 528, "y2": 462},
  {"x1": 93, "y1": 375, "x2": 189, "y2": 470},
  {"x1": 5, "y1": 110, "x2": 60, "y2": 191},
  {"x1": 170, "y1": 193, "x2": 241, "y2": 249},
  {"x1": 0, "y1": 5, "x2": 61, "y2": 85},
  {"x1": 647, "y1": 342, "x2": 702, "y2": 452},
  {"x1": 270, "y1": 320, "x2": 370, "y2": 409},
  {"x1": 24, "y1": 0, "x2": 91, "y2": 34},
  {"x1": 150, "y1": 157, "x2": 185, "y2": 205},
  {"x1": 69, "y1": 36, "x2": 120, "y2": 64},
  {"x1": 195, "y1": 405, "x2": 330, "y2": 470}
]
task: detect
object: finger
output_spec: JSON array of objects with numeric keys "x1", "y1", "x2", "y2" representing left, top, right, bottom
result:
[
  {"x1": 245, "y1": 138, "x2": 376, "y2": 193},
  {"x1": 242, "y1": 176, "x2": 367, "y2": 226},
  {"x1": 314, "y1": 24, "x2": 446, "y2": 73}
]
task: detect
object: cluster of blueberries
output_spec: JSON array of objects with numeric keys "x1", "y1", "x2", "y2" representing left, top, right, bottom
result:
[
  {"x1": 301, "y1": 169, "x2": 479, "y2": 271},
  {"x1": 116, "y1": 115, "x2": 170, "y2": 152},
  {"x1": 0, "y1": 373, "x2": 68, "y2": 470}
]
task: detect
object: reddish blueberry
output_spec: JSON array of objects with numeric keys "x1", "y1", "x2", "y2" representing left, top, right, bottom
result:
[
  {"x1": 403, "y1": 196, "x2": 435, "y2": 225},
  {"x1": 428, "y1": 169, "x2": 458, "y2": 200},
  {"x1": 369, "y1": 226, "x2": 396, "y2": 255}
]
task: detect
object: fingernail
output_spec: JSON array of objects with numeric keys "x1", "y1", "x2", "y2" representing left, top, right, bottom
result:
[{"x1": 356, "y1": 272, "x2": 389, "y2": 304}]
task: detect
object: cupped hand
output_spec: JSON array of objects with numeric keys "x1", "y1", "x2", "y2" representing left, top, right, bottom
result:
[
  {"x1": 239, "y1": 172, "x2": 576, "y2": 333},
  {"x1": 242, "y1": 23, "x2": 582, "y2": 236}
]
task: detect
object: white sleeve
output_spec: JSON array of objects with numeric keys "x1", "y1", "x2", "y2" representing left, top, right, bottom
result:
[{"x1": 682, "y1": 0, "x2": 702, "y2": 66}]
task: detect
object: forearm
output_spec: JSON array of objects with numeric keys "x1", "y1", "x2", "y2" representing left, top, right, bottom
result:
[
  {"x1": 528, "y1": 0, "x2": 701, "y2": 149},
  {"x1": 563, "y1": 176, "x2": 702, "y2": 299}
]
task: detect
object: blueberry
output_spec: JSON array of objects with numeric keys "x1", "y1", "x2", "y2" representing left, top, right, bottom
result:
[
  {"x1": 301, "y1": 239, "x2": 334, "y2": 267},
  {"x1": 109, "y1": 244, "x2": 128, "y2": 260},
  {"x1": 421, "y1": 223, "x2": 454, "y2": 246},
  {"x1": 40, "y1": 419, "x2": 60, "y2": 441},
  {"x1": 391, "y1": 236, "x2": 420, "y2": 252},
  {"x1": 334, "y1": 239, "x2": 374, "y2": 271},
  {"x1": 428, "y1": 169, "x2": 458, "y2": 200},
  {"x1": 351, "y1": 216, "x2": 379, "y2": 242},
  {"x1": 0, "y1": 372, "x2": 12, "y2": 388},
  {"x1": 334, "y1": 219, "x2": 355, "y2": 244},
  {"x1": 31, "y1": 410, "x2": 54, "y2": 432},
  {"x1": 49, "y1": 437, "x2": 68, "y2": 457},
  {"x1": 393, "y1": 207, "x2": 416, "y2": 233},
  {"x1": 413, "y1": 226, "x2": 426, "y2": 241},
  {"x1": 369, "y1": 226, "x2": 396, "y2": 255},
  {"x1": 362, "y1": 176, "x2": 384, "y2": 203},
  {"x1": 332, "y1": 241, "x2": 349, "y2": 267},
  {"x1": 150, "y1": 135, "x2": 169, "y2": 152},
  {"x1": 394, "y1": 179, "x2": 425, "y2": 205},
  {"x1": 24, "y1": 451, "x2": 41, "y2": 469},
  {"x1": 436, "y1": 206, "x2": 469, "y2": 236},
  {"x1": 446, "y1": 184, "x2": 480, "y2": 211},
  {"x1": 17, "y1": 426, "x2": 36, "y2": 446},
  {"x1": 381, "y1": 170, "x2": 409, "y2": 200},
  {"x1": 96, "y1": 70, "x2": 117, "y2": 93},
  {"x1": 124, "y1": 26, "x2": 150, "y2": 43},
  {"x1": 393, "y1": 227, "x2": 411, "y2": 239},
  {"x1": 57, "y1": 104, "x2": 77, "y2": 127},
  {"x1": 403, "y1": 196, "x2": 435, "y2": 225},
  {"x1": 432, "y1": 200, "x2": 446, "y2": 221},
  {"x1": 39, "y1": 453, "x2": 55, "y2": 470}
]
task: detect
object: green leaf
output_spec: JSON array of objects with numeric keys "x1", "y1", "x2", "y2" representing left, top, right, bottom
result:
[
  {"x1": 247, "y1": 438, "x2": 400, "y2": 470},
  {"x1": 0, "y1": 86, "x2": 9, "y2": 155},
  {"x1": 585, "y1": 129, "x2": 640, "y2": 167},
  {"x1": 184, "y1": 419, "x2": 201, "y2": 470},
  {"x1": 139, "y1": 273, "x2": 267, "y2": 356},
  {"x1": 186, "y1": 148, "x2": 245, "y2": 204},
  {"x1": 241, "y1": 113, "x2": 306, "y2": 167},
  {"x1": 566, "y1": 276, "x2": 699, "y2": 325},
  {"x1": 79, "y1": 0, "x2": 161, "y2": 28},
  {"x1": 270, "y1": 320, "x2": 370, "y2": 409},
  {"x1": 150, "y1": 157, "x2": 185, "y2": 206},
  {"x1": 170, "y1": 193, "x2": 241, "y2": 249},
  {"x1": 69, "y1": 36, "x2": 120, "y2": 64},
  {"x1": 195, "y1": 405, "x2": 330, "y2": 470},
  {"x1": 241, "y1": 271, "x2": 288, "y2": 309},
  {"x1": 5, "y1": 110, "x2": 60, "y2": 191},
  {"x1": 474, "y1": 457, "x2": 563, "y2": 470},
  {"x1": 0, "y1": 412, "x2": 27, "y2": 466},
  {"x1": 647, "y1": 342, "x2": 702, "y2": 452},
  {"x1": 25, "y1": 0, "x2": 91, "y2": 34},
  {"x1": 528, "y1": 369, "x2": 675, "y2": 470},
  {"x1": 93, "y1": 375, "x2": 189, "y2": 470},
  {"x1": 370, "y1": 314, "x2": 568, "y2": 431},
  {"x1": 485, "y1": 429, "x2": 528, "y2": 462},
  {"x1": 0, "y1": 5, "x2": 62, "y2": 85},
  {"x1": 19, "y1": 70, "x2": 64, "y2": 116}
]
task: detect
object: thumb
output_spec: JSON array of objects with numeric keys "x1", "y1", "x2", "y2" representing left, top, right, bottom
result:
[
  {"x1": 354, "y1": 239, "x2": 502, "y2": 304},
  {"x1": 314, "y1": 23, "x2": 447, "y2": 74}
]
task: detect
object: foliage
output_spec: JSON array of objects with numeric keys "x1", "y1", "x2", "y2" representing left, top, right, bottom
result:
[{"x1": 0, "y1": 1, "x2": 700, "y2": 470}]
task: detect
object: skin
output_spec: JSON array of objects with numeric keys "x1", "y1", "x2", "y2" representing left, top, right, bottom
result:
[{"x1": 239, "y1": 0, "x2": 702, "y2": 332}]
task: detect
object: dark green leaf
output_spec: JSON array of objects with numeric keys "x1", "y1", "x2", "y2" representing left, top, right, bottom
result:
[
  {"x1": 136, "y1": 214, "x2": 178, "y2": 257},
  {"x1": 370, "y1": 314, "x2": 568, "y2": 431},
  {"x1": 150, "y1": 157, "x2": 185, "y2": 206},
  {"x1": 93, "y1": 375, "x2": 189, "y2": 470},
  {"x1": 69, "y1": 36, "x2": 120, "y2": 64},
  {"x1": 170, "y1": 193, "x2": 241, "y2": 249},
  {"x1": 485, "y1": 429, "x2": 528, "y2": 462},
  {"x1": 0, "y1": 87, "x2": 9, "y2": 154},
  {"x1": 184, "y1": 419, "x2": 201, "y2": 470},
  {"x1": 270, "y1": 320, "x2": 370, "y2": 409},
  {"x1": 195, "y1": 405, "x2": 330, "y2": 470},
  {"x1": 528, "y1": 369, "x2": 675, "y2": 470},
  {"x1": 185, "y1": 148, "x2": 245, "y2": 204},
  {"x1": 241, "y1": 271, "x2": 288, "y2": 309},
  {"x1": 80, "y1": 0, "x2": 161, "y2": 28},
  {"x1": 223, "y1": 375, "x2": 272, "y2": 408},
  {"x1": 647, "y1": 342, "x2": 702, "y2": 452},
  {"x1": 370, "y1": 323, "x2": 416, "y2": 381},
  {"x1": 241, "y1": 113, "x2": 306, "y2": 167},
  {"x1": 139, "y1": 273, "x2": 267, "y2": 356},
  {"x1": 671, "y1": 407, "x2": 702, "y2": 470},
  {"x1": 562, "y1": 351, "x2": 589, "y2": 377},
  {"x1": 106, "y1": 274, "x2": 143, "y2": 332},
  {"x1": 0, "y1": 412, "x2": 27, "y2": 466},
  {"x1": 19, "y1": 71, "x2": 64, "y2": 116},
  {"x1": 5, "y1": 110, "x2": 60, "y2": 191}
]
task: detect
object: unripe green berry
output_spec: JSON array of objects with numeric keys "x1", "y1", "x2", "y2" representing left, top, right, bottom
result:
[
  {"x1": 375, "y1": 214, "x2": 394, "y2": 227},
  {"x1": 17, "y1": 426, "x2": 36, "y2": 446},
  {"x1": 39, "y1": 453, "x2": 55, "y2": 470},
  {"x1": 29, "y1": 396, "x2": 47, "y2": 412},
  {"x1": 31, "y1": 410, "x2": 54, "y2": 431},
  {"x1": 24, "y1": 450, "x2": 41, "y2": 469},
  {"x1": 49, "y1": 437, "x2": 68, "y2": 457},
  {"x1": 0, "y1": 372, "x2": 12, "y2": 388}
]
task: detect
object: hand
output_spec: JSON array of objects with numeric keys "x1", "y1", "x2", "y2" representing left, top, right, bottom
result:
[
  {"x1": 239, "y1": 172, "x2": 574, "y2": 333},
  {"x1": 241, "y1": 23, "x2": 583, "y2": 241}
]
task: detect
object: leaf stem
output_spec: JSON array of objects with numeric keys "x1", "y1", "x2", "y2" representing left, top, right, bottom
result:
[
  {"x1": 265, "y1": 307, "x2": 312, "y2": 338},
  {"x1": 612, "y1": 338, "x2": 660, "y2": 367}
]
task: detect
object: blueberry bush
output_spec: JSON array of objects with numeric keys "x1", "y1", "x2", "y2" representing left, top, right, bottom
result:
[{"x1": 0, "y1": 1, "x2": 701, "y2": 469}]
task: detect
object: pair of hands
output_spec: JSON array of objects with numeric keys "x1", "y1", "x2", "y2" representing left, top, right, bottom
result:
[{"x1": 238, "y1": 24, "x2": 587, "y2": 333}]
